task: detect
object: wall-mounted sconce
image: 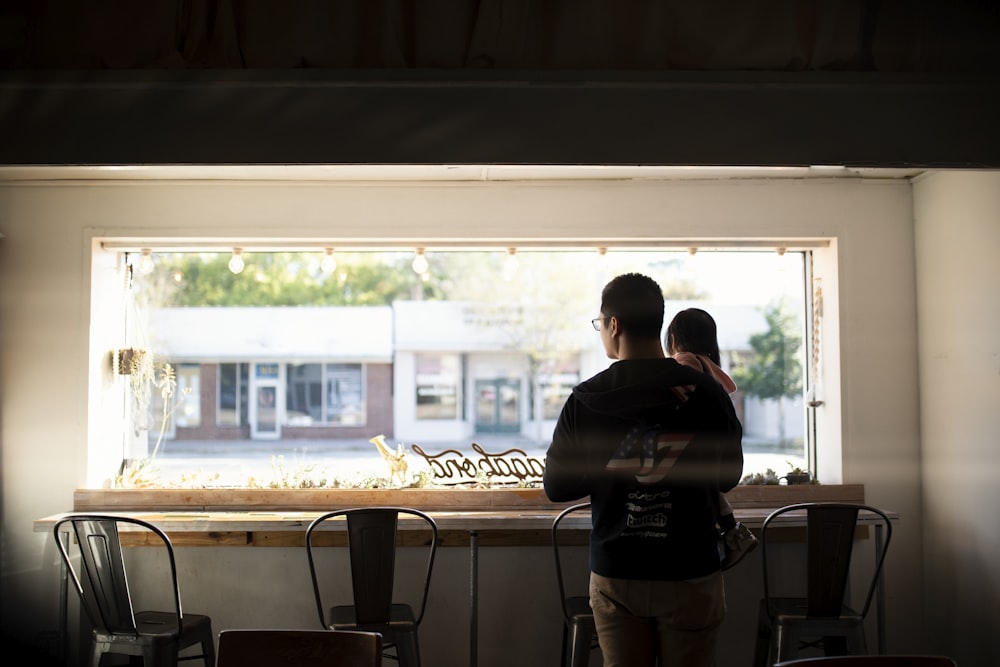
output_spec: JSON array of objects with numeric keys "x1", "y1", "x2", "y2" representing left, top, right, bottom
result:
[
  {"x1": 412, "y1": 248, "x2": 429, "y2": 275},
  {"x1": 228, "y1": 248, "x2": 245, "y2": 274},
  {"x1": 321, "y1": 248, "x2": 337, "y2": 274}
]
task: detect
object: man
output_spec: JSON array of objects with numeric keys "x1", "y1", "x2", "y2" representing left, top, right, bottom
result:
[{"x1": 544, "y1": 272, "x2": 744, "y2": 667}]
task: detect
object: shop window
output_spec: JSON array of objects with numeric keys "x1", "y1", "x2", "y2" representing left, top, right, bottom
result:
[
  {"x1": 416, "y1": 353, "x2": 461, "y2": 420},
  {"x1": 218, "y1": 363, "x2": 249, "y2": 427},
  {"x1": 326, "y1": 363, "x2": 365, "y2": 425}
]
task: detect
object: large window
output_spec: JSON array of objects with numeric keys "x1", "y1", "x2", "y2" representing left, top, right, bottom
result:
[{"x1": 118, "y1": 247, "x2": 810, "y2": 487}]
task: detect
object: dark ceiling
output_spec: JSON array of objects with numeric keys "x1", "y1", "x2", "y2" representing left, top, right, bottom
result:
[
  {"x1": 2, "y1": 1, "x2": 998, "y2": 72},
  {"x1": 1, "y1": 1, "x2": 998, "y2": 167}
]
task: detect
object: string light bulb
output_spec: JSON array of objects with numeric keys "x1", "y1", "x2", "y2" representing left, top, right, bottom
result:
[
  {"x1": 228, "y1": 248, "x2": 245, "y2": 274},
  {"x1": 138, "y1": 249, "x2": 154, "y2": 275},
  {"x1": 411, "y1": 248, "x2": 429, "y2": 275},
  {"x1": 321, "y1": 248, "x2": 337, "y2": 274},
  {"x1": 502, "y1": 247, "x2": 519, "y2": 281}
]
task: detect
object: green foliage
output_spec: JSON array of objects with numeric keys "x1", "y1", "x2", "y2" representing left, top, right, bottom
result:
[
  {"x1": 740, "y1": 468, "x2": 780, "y2": 485},
  {"x1": 731, "y1": 298, "x2": 803, "y2": 401},
  {"x1": 157, "y1": 252, "x2": 440, "y2": 307}
]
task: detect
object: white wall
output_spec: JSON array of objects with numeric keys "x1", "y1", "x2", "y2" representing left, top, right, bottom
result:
[
  {"x1": 913, "y1": 171, "x2": 1000, "y2": 667},
  {"x1": 0, "y1": 174, "x2": 928, "y2": 665}
]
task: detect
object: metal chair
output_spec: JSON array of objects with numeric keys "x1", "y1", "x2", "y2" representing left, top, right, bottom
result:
[
  {"x1": 551, "y1": 502, "x2": 599, "y2": 667},
  {"x1": 217, "y1": 629, "x2": 382, "y2": 667},
  {"x1": 753, "y1": 503, "x2": 893, "y2": 667},
  {"x1": 774, "y1": 656, "x2": 957, "y2": 667},
  {"x1": 53, "y1": 513, "x2": 215, "y2": 667},
  {"x1": 305, "y1": 507, "x2": 438, "y2": 667}
]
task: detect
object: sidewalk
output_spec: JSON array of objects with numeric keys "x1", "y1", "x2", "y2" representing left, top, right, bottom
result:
[
  {"x1": 149, "y1": 435, "x2": 804, "y2": 487},
  {"x1": 151, "y1": 434, "x2": 550, "y2": 487}
]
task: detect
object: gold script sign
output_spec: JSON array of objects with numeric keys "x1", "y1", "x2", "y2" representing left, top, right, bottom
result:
[{"x1": 410, "y1": 442, "x2": 546, "y2": 486}]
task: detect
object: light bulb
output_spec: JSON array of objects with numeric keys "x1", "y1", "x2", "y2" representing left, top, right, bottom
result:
[
  {"x1": 228, "y1": 248, "x2": 245, "y2": 274},
  {"x1": 138, "y1": 249, "x2": 154, "y2": 275},
  {"x1": 502, "y1": 248, "x2": 519, "y2": 281},
  {"x1": 412, "y1": 248, "x2": 429, "y2": 275},
  {"x1": 321, "y1": 248, "x2": 337, "y2": 274}
]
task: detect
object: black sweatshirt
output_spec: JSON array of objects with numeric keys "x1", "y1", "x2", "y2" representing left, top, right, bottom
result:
[{"x1": 544, "y1": 357, "x2": 744, "y2": 581}]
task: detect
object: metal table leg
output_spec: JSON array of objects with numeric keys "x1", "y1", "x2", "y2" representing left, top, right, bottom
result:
[
  {"x1": 875, "y1": 523, "x2": 886, "y2": 654},
  {"x1": 470, "y1": 529, "x2": 479, "y2": 667}
]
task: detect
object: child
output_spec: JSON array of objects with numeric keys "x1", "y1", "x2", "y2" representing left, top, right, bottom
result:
[{"x1": 666, "y1": 307, "x2": 758, "y2": 570}]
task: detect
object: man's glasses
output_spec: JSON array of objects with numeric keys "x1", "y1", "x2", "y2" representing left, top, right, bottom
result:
[{"x1": 591, "y1": 317, "x2": 603, "y2": 331}]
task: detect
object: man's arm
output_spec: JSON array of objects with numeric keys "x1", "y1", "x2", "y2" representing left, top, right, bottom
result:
[{"x1": 543, "y1": 398, "x2": 591, "y2": 502}]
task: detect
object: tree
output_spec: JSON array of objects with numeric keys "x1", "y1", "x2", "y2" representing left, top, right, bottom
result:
[
  {"x1": 150, "y1": 252, "x2": 440, "y2": 307},
  {"x1": 731, "y1": 298, "x2": 803, "y2": 447}
]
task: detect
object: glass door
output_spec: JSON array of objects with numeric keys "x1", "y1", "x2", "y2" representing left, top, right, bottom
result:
[
  {"x1": 475, "y1": 379, "x2": 521, "y2": 434},
  {"x1": 250, "y1": 362, "x2": 282, "y2": 440}
]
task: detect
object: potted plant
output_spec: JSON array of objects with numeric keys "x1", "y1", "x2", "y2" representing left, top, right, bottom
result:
[
  {"x1": 114, "y1": 352, "x2": 191, "y2": 489},
  {"x1": 782, "y1": 460, "x2": 812, "y2": 485}
]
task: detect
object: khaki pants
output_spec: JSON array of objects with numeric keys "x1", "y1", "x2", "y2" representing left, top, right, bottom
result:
[{"x1": 589, "y1": 571, "x2": 725, "y2": 667}]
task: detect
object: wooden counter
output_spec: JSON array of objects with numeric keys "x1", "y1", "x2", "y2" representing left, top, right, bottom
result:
[{"x1": 35, "y1": 484, "x2": 869, "y2": 547}]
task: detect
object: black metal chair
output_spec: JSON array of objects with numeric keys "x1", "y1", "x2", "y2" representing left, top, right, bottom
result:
[
  {"x1": 305, "y1": 507, "x2": 438, "y2": 667},
  {"x1": 217, "y1": 629, "x2": 382, "y2": 667},
  {"x1": 53, "y1": 513, "x2": 215, "y2": 667},
  {"x1": 774, "y1": 656, "x2": 957, "y2": 667},
  {"x1": 753, "y1": 503, "x2": 893, "y2": 667},
  {"x1": 551, "y1": 502, "x2": 600, "y2": 667}
]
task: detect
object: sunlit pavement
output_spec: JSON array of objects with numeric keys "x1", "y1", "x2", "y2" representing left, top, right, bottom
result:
[{"x1": 149, "y1": 435, "x2": 807, "y2": 488}]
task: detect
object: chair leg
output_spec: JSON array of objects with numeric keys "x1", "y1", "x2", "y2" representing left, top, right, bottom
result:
[
  {"x1": 844, "y1": 627, "x2": 867, "y2": 656},
  {"x1": 752, "y1": 606, "x2": 772, "y2": 667},
  {"x1": 776, "y1": 625, "x2": 799, "y2": 664},
  {"x1": 200, "y1": 634, "x2": 217, "y2": 667},
  {"x1": 568, "y1": 622, "x2": 592, "y2": 667},
  {"x1": 149, "y1": 644, "x2": 178, "y2": 667},
  {"x1": 89, "y1": 645, "x2": 104, "y2": 667},
  {"x1": 394, "y1": 630, "x2": 421, "y2": 667},
  {"x1": 560, "y1": 624, "x2": 570, "y2": 667}
]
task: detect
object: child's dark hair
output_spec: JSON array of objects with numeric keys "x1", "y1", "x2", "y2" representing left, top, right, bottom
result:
[{"x1": 665, "y1": 308, "x2": 721, "y2": 365}]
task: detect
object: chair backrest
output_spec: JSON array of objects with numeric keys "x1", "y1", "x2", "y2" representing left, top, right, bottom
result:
[
  {"x1": 761, "y1": 502, "x2": 893, "y2": 619},
  {"x1": 774, "y1": 655, "x2": 956, "y2": 667},
  {"x1": 305, "y1": 507, "x2": 438, "y2": 627},
  {"x1": 217, "y1": 629, "x2": 382, "y2": 667},
  {"x1": 52, "y1": 513, "x2": 183, "y2": 637},
  {"x1": 551, "y1": 502, "x2": 591, "y2": 621}
]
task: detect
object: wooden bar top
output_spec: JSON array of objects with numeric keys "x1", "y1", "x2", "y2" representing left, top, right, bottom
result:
[{"x1": 34, "y1": 484, "x2": 881, "y2": 547}]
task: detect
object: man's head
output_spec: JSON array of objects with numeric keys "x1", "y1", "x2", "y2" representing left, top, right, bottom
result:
[{"x1": 599, "y1": 273, "x2": 665, "y2": 346}]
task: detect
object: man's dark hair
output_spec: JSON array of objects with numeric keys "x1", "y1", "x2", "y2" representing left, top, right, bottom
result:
[{"x1": 600, "y1": 273, "x2": 665, "y2": 339}]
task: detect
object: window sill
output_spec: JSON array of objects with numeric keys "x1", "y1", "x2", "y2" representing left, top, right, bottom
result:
[{"x1": 73, "y1": 484, "x2": 864, "y2": 513}]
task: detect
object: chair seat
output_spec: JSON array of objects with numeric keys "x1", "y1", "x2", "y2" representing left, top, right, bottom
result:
[
  {"x1": 96, "y1": 611, "x2": 215, "y2": 661},
  {"x1": 766, "y1": 598, "x2": 864, "y2": 624},
  {"x1": 330, "y1": 603, "x2": 418, "y2": 632},
  {"x1": 131, "y1": 610, "x2": 214, "y2": 638}
]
